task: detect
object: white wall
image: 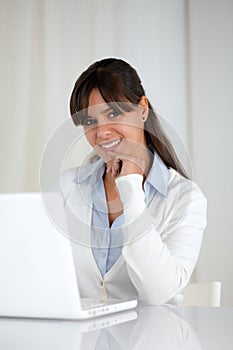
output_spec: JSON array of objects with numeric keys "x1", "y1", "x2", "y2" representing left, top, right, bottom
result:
[
  {"x1": 0, "y1": 0, "x2": 188, "y2": 190},
  {"x1": 188, "y1": 0, "x2": 233, "y2": 306}
]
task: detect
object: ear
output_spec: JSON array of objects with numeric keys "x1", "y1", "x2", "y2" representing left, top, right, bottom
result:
[{"x1": 139, "y1": 96, "x2": 149, "y2": 121}]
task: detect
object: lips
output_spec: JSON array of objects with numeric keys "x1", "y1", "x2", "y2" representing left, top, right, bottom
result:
[{"x1": 99, "y1": 138, "x2": 121, "y2": 150}]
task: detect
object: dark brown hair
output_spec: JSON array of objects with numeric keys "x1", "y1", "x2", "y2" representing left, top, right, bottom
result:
[{"x1": 70, "y1": 58, "x2": 189, "y2": 178}]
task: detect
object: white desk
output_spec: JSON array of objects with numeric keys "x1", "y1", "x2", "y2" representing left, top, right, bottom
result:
[{"x1": 0, "y1": 306, "x2": 232, "y2": 349}]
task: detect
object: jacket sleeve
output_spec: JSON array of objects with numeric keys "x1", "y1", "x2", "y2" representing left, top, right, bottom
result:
[{"x1": 116, "y1": 173, "x2": 207, "y2": 305}]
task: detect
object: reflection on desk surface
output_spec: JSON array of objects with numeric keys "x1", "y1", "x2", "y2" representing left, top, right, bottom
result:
[{"x1": 0, "y1": 306, "x2": 232, "y2": 350}]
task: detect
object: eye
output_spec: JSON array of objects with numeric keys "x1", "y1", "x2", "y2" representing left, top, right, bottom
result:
[
  {"x1": 84, "y1": 118, "x2": 97, "y2": 127},
  {"x1": 108, "y1": 110, "x2": 120, "y2": 119}
]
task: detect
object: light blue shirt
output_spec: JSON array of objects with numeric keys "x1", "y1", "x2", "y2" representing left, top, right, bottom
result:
[{"x1": 75, "y1": 152, "x2": 169, "y2": 277}]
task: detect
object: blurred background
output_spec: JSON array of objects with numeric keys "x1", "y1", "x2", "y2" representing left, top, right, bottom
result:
[{"x1": 0, "y1": 0, "x2": 232, "y2": 305}]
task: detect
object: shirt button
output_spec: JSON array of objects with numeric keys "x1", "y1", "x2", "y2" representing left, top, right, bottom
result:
[
  {"x1": 100, "y1": 280, "x2": 104, "y2": 286},
  {"x1": 101, "y1": 252, "x2": 107, "y2": 258}
]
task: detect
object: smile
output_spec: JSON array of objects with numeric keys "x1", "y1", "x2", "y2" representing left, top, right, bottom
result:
[{"x1": 99, "y1": 138, "x2": 121, "y2": 150}]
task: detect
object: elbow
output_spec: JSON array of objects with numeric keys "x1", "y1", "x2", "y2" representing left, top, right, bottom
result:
[
  {"x1": 138, "y1": 295, "x2": 170, "y2": 306},
  {"x1": 138, "y1": 290, "x2": 184, "y2": 306},
  {"x1": 138, "y1": 288, "x2": 176, "y2": 306},
  {"x1": 137, "y1": 269, "x2": 189, "y2": 306}
]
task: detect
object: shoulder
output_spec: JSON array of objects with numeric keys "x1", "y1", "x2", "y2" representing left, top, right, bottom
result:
[
  {"x1": 61, "y1": 164, "x2": 92, "y2": 195},
  {"x1": 168, "y1": 168, "x2": 207, "y2": 203},
  {"x1": 61, "y1": 156, "x2": 105, "y2": 197},
  {"x1": 165, "y1": 168, "x2": 207, "y2": 229}
]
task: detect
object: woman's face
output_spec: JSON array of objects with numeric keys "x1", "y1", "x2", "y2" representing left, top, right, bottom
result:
[{"x1": 83, "y1": 89, "x2": 148, "y2": 162}]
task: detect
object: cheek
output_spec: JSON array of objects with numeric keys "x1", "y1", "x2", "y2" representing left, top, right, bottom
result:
[
  {"x1": 116, "y1": 125, "x2": 132, "y2": 137},
  {"x1": 84, "y1": 129, "x2": 96, "y2": 147},
  {"x1": 120, "y1": 125, "x2": 144, "y2": 141}
]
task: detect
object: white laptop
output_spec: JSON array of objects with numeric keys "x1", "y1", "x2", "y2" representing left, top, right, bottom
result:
[{"x1": 0, "y1": 192, "x2": 137, "y2": 319}]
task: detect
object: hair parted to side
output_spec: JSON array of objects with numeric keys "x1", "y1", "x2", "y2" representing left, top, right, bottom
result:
[{"x1": 70, "y1": 58, "x2": 189, "y2": 179}]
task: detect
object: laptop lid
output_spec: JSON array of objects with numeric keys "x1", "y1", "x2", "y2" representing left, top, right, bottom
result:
[{"x1": 0, "y1": 192, "x2": 83, "y2": 319}]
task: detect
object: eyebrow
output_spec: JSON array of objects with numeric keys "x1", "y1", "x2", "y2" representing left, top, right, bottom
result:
[{"x1": 85, "y1": 106, "x2": 116, "y2": 118}]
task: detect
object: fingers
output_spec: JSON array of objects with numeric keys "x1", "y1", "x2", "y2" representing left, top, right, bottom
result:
[
  {"x1": 106, "y1": 158, "x2": 122, "y2": 177},
  {"x1": 108, "y1": 151, "x2": 146, "y2": 177}
]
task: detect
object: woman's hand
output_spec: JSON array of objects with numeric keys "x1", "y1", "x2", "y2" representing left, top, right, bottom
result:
[{"x1": 106, "y1": 151, "x2": 147, "y2": 178}]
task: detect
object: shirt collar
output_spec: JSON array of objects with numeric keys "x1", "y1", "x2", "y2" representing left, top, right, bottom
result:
[
  {"x1": 73, "y1": 151, "x2": 169, "y2": 197},
  {"x1": 73, "y1": 155, "x2": 105, "y2": 185},
  {"x1": 145, "y1": 152, "x2": 169, "y2": 197}
]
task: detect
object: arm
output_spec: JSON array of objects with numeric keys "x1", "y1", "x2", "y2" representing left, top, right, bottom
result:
[{"x1": 116, "y1": 173, "x2": 207, "y2": 305}]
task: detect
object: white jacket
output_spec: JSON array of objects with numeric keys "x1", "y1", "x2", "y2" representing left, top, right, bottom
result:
[{"x1": 61, "y1": 162, "x2": 207, "y2": 306}]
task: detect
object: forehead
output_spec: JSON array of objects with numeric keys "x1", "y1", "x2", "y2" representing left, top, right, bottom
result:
[
  {"x1": 88, "y1": 88, "x2": 105, "y2": 106},
  {"x1": 87, "y1": 88, "x2": 109, "y2": 116},
  {"x1": 83, "y1": 87, "x2": 137, "y2": 121}
]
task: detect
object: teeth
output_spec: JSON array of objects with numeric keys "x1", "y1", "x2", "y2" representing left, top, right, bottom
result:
[{"x1": 100, "y1": 139, "x2": 121, "y2": 149}]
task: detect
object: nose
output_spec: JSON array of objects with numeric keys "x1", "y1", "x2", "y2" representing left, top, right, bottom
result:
[{"x1": 96, "y1": 124, "x2": 113, "y2": 139}]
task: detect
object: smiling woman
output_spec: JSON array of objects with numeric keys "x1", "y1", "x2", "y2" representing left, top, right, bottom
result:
[{"x1": 63, "y1": 58, "x2": 207, "y2": 305}]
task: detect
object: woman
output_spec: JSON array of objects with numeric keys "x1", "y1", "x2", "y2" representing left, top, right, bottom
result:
[{"x1": 63, "y1": 58, "x2": 207, "y2": 305}]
